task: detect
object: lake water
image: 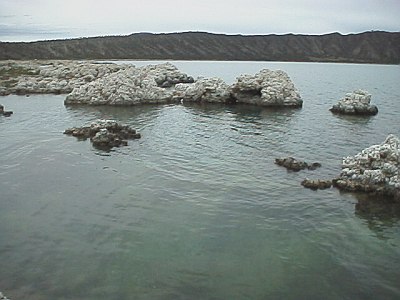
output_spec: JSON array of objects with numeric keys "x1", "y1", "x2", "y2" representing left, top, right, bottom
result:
[{"x1": 1, "y1": 61, "x2": 400, "y2": 300}]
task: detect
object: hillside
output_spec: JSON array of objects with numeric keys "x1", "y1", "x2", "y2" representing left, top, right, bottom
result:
[{"x1": 0, "y1": 31, "x2": 399, "y2": 64}]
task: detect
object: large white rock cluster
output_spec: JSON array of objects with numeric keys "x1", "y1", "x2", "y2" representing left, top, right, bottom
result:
[
  {"x1": 330, "y1": 90, "x2": 378, "y2": 115},
  {"x1": 65, "y1": 63, "x2": 195, "y2": 105},
  {"x1": 230, "y1": 69, "x2": 303, "y2": 107},
  {"x1": 1, "y1": 61, "x2": 302, "y2": 107},
  {"x1": 333, "y1": 134, "x2": 400, "y2": 200},
  {"x1": 64, "y1": 63, "x2": 302, "y2": 107},
  {"x1": 0, "y1": 60, "x2": 123, "y2": 95}
]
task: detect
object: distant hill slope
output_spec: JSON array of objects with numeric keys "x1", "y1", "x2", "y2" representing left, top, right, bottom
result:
[{"x1": 0, "y1": 31, "x2": 399, "y2": 64}]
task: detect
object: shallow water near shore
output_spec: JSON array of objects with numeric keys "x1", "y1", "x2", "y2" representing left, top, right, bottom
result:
[{"x1": 0, "y1": 61, "x2": 400, "y2": 299}]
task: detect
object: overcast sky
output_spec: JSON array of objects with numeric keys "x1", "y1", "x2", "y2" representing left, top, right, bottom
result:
[{"x1": 0, "y1": 0, "x2": 399, "y2": 42}]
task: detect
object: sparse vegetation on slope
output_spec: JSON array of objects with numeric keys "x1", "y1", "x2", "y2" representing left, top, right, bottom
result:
[{"x1": 0, "y1": 31, "x2": 399, "y2": 64}]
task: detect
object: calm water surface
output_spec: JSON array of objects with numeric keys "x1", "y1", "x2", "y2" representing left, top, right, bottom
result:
[{"x1": 0, "y1": 61, "x2": 400, "y2": 299}]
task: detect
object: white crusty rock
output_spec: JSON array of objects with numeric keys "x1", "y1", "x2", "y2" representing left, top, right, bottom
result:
[
  {"x1": 230, "y1": 69, "x2": 302, "y2": 107},
  {"x1": 65, "y1": 63, "x2": 195, "y2": 105},
  {"x1": 0, "y1": 60, "x2": 123, "y2": 95},
  {"x1": 333, "y1": 134, "x2": 400, "y2": 200},
  {"x1": 2, "y1": 61, "x2": 303, "y2": 107},
  {"x1": 330, "y1": 90, "x2": 378, "y2": 115},
  {"x1": 1, "y1": 61, "x2": 303, "y2": 107},
  {"x1": 172, "y1": 77, "x2": 233, "y2": 103},
  {"x1": 64, "y1": 64, "x2": 302, "y2": 107}
]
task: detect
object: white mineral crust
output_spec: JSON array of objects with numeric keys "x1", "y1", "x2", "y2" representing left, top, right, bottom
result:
[
  {"x1": 339, "y1": 134, "x2": 400, "y2": 189},
  {"x1": 330, "y1": 90, "x2": 378, "y2": 115}
]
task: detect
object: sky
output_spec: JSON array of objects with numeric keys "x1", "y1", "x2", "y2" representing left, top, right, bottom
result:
[{"x1": 0, "y1": 0, "x2": 399, "y2": 42}]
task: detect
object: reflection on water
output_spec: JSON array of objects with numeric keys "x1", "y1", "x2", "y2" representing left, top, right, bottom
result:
[
  {"x1": 330, "y1": 112, "x2": 376, "y2": 126},
  {"x1": 65, "y1": 102, "x2": 300, "y2": 124},
  {"x1": 354, "y1": 193, "x2": 400, "y2": 240}
]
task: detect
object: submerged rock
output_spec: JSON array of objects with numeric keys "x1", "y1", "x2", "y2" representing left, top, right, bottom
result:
[
  {"x1": 0, "y1": 104, "x2": 13, "y2": 117},
  {"x1": 230, "y1": 69, "x2": 302, "y2": 107},
  {"x1": 333, "y1": 134, "x2": 400, "y2": 200},
  {"x1": 330, "y1": 90, "x2": 378, "y2": 115},
  {"x1": 275, "y1": 157, "x2": 321, "y2": 172},
  {"x1": 64, "y1": 119, "x2": 140, "y2": 149},
  {"x1": 301, "y1": 178, "x2": 332, "y2": 190},
  {"x1": 90, "y1": 128, "x2": 128, "y2": 148}
]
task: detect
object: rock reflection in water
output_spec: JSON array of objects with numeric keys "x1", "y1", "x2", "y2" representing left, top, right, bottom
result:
[{"x1": 354, "y1": 193, "x2": 400, "y2": 239}]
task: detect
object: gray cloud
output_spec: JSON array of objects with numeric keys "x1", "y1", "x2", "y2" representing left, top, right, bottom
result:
[{"x1": 0, "y1": 0, "x2": 399, "y2": 41}]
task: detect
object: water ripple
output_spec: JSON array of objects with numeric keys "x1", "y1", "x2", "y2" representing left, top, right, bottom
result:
[{"x1": 1, "y1": 62, "x2": 400, "y2": 300}]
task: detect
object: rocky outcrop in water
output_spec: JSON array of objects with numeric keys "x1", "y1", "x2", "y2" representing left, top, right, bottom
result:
[
  {"x1": 64, "y1": 119, "x2": 141, "y2": 149},
  {"x1": 173, "y1": 77, "x2": 233, "y2": 103},
  {"x1": 0, "y1": 60, "x2": 123, "y2": 96},
  {"x1": 64, "y1": 63, "x2": 301, "y2": 107},
  {"x1": 64, "y1": 63, "x2": 196, "y2": 105},
  {"x1": 301, "y1": 178, "x2": 332, "y2": 190},
  {"x1": 330, "y1": 90, "x2": 378, "y2": 115},
  {"x1": 333, "y1": 134, "x2": 400, "y2": 200},
  {"x1": 275, "y1": 157, "x2": 321, "y2": 171},
  {"x1": 0, "y1": 104, "x2": 13, "y2": 116},
  {"x1": 230, "y1": 69, "x2": 302, "y2": 107},
  {"x1": 1, "y1": 61, "x2": 302, "y2": 107}
]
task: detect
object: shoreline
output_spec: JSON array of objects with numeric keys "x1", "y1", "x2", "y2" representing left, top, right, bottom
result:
[{"x1": 1, "y1": 58, "x2": 399, "y2": 66}]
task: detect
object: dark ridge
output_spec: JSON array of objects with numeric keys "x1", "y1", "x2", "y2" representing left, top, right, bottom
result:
[{"x1": 0, "y1": 31, "x2": 399, "y2": 64}]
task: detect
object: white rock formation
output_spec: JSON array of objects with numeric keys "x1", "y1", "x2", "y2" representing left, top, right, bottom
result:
[
  {"x1": 330, "y1": 90, "x2": 378, "y2": 115},
  {"x1": 65, "y1": 64, "x2": 302, "y2": 107},
  {"x1": 64, "y1": 63, "x2": 194, "y2": 105},
  {"x1": 0, "y1": 60, "x2": 123, "y2": 95},
  {"x1": 172, "y1": 77, "x2": 232, "y2": 103},
  {"x1": 1, "y1": 61, "x2": 303, "y2": 107},
  {"x1": 230, "y1": 69, "x2": 302, "y2": 107},
  {"x1": 333, "y1": 134, "x2": 400, "y2": 200}
]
